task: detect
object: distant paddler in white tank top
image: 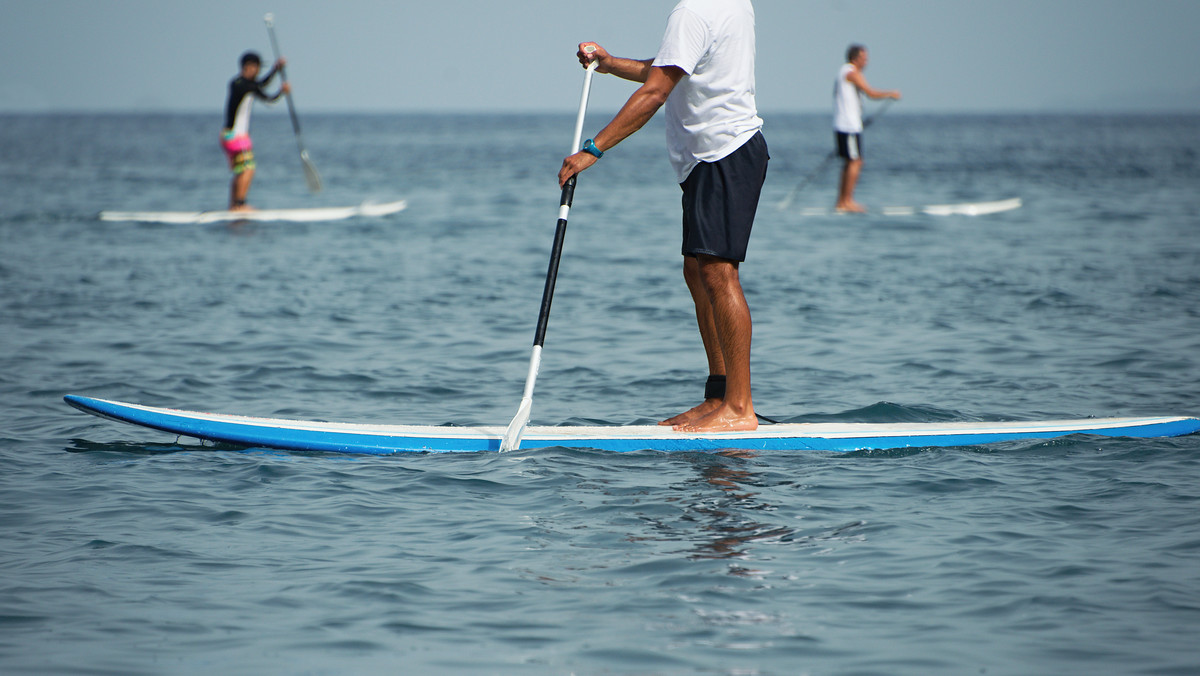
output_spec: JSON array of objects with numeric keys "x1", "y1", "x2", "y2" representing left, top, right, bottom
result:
[{"x1": 833, "y1": 44, "x2": 901, "y2": 213}]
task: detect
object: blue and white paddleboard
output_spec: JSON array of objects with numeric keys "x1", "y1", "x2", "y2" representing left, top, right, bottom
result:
[
  {"x1": 98, "y1": 200, "x2": 407, "y2": 224},
  {"x1": 64, "y1": 395, "x2": 1200, "y2": 455}
]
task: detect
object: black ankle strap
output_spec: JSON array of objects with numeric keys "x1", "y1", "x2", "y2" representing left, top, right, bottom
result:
[{"x1": 704, "y1": 374, "x2": 726, "y2": 400}]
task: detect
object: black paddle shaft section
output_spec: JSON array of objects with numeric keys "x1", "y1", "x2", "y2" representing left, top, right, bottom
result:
[
  {"x1": 266, "y1": 26, "x2": 304, "y2": 138},
  {"x1": 532, "y1": 176, "x2": 577, "y2": 347}
]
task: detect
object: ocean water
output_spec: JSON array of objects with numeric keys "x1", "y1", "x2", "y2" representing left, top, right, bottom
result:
[{"x1": 1, "y1": 110, "x2": 1199, "y2": 675}]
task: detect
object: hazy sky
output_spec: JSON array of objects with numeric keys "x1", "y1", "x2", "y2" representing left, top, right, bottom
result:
[{"x1": 3, "y1": 0, "x2": 1199, "y2": 114}]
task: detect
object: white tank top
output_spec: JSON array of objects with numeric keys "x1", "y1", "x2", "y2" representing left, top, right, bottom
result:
[{"x1": 833, "y1": 63, "x2": 862, "y2": 133}]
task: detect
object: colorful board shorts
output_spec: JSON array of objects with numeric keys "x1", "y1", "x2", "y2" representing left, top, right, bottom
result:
[{"x1": 221, "y1": 131, "x2": 255, "y2": 174}]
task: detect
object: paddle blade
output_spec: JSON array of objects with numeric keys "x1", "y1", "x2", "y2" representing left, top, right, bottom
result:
[
  {"x1": 500, "y1": 397, "x2": 533, "y2": 452},
  {"x1": 300, "y1": 151, "x2": 322, "y2": 193}
]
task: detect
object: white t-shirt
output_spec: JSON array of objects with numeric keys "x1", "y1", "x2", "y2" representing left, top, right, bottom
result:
[
  {"x1": 652, "y1": 0, "x2": 763, "y2": 183},
  {"x1": 833, "y1": 63, "x2": 863, "y2": 133}
]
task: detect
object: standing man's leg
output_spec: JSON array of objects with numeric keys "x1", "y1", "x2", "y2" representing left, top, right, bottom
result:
[
  {"x1": 661, "y1": 256, "x2": 726, "y2": 427},
  {"x1": 836, "y1": 158, "x2": 863, "y2": 212},
  {"x1": 674, "y1": 254, "x2": 755, "y2": 432},
  {"x1": 230, "y1": 165, "x2": 254, "y2": 210},
  {"x1": 834, "y1": 132, "x2": 865, "y2": 213}
]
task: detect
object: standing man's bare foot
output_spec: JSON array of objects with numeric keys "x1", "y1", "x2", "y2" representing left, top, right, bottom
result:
[
  {"x1": 660, "y1": 398, "x2": 721, "y2": 427},
  {"x1": 834, "y1": 201, "x2": 867, "y2": 213},
  {"x1": 673, "y1": 404, "x2": 758, "y2": 433}
]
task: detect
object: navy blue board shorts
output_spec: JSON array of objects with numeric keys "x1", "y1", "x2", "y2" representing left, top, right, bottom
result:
[
  {"x1": 835, "y1": 131, "x2": 862, "y2": 161},
  {"x1": 680, "y1": 131, "x2": 769, "y2": 263}
]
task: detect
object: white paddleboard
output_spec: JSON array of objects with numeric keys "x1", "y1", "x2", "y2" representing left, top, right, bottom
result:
[
  {"x1": 99, "y1": 200, "x2": 407, "y2": 224},
  {"x1": 796, "y1": 197, "x2": 1022, "y2": 218}
]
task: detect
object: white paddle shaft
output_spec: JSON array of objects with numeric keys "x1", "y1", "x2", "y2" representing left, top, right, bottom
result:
[{"x1": 570, "y1": 60, "x2": 598, "y2": 153}]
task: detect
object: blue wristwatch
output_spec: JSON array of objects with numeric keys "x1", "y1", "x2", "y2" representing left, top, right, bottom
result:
[{"x1": 582, "y1": 138, "x2": 604, "y2": 159}]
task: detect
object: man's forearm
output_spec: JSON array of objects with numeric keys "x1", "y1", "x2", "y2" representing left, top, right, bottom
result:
[
  {"x1": 602, "y1": 57, "x2": 656, "y2": 84},
  {"x1": 595, "y1": 87, "x2": 666, "y2": 151}
]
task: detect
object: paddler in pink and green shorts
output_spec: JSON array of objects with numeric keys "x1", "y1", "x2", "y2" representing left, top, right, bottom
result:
[{"x1": 222, "y1": 51, "x2": 288, "y2": 210}]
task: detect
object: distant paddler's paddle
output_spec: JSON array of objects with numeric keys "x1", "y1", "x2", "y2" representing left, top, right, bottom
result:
[
  {"x1": 776, "y1": 98, "x2": 895, "y2": 211},
  {"x1": 500, "y1": 50, "x2": 599, "y2": 453},
  {"x1": 264, "y1": 13, "x2": 322, "y2": 193}
]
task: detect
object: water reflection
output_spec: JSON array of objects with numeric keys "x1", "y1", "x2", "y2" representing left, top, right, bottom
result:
[{"x1": 681, "y1": 450, "x2": 793, "y2": 567}]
